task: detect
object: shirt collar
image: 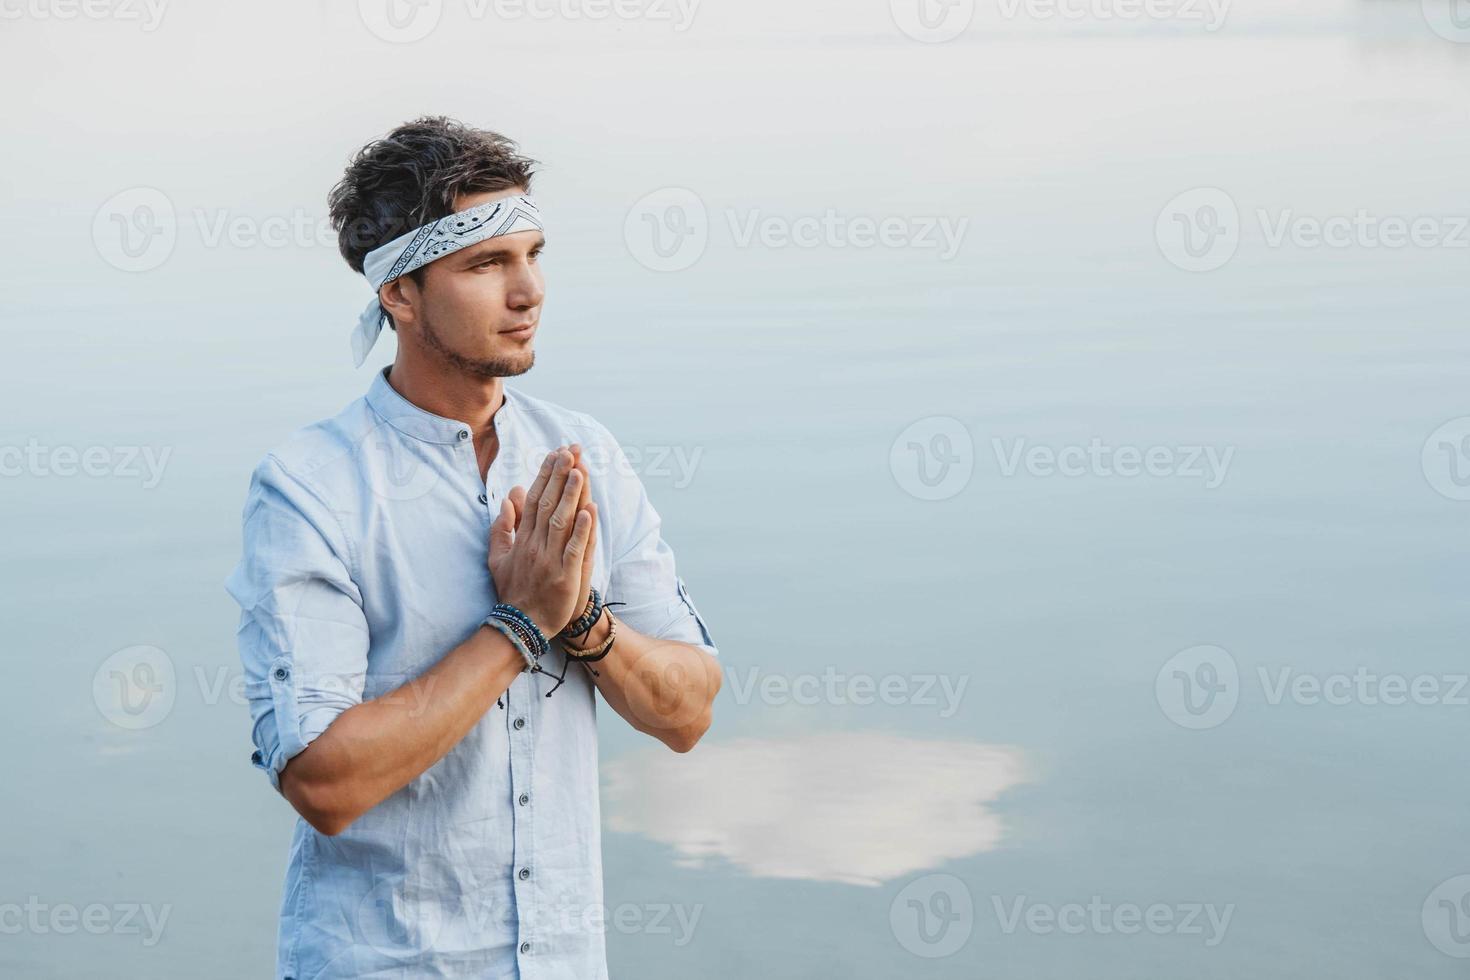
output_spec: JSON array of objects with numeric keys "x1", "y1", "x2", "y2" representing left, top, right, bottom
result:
[{"x1": 365, "y1": 366, "x2": 518, "y2": 446}]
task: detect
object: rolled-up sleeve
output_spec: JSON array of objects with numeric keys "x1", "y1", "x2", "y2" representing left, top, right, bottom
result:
[
  {"x1": 596, "y1": 426, "x2": 718, "y2": 657},
  {"x1": 224, "y1": 455, "x2": 369, "y2": 792}
]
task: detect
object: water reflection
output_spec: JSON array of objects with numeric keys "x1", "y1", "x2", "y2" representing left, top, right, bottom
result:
[{"x1": 603, "y1": 733, "x2": 1027, "y2": 887}]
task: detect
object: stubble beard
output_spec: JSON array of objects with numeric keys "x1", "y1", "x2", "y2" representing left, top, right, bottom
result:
[{"x1": 420, "y1": 313, "x2": 534, "y2": 380}]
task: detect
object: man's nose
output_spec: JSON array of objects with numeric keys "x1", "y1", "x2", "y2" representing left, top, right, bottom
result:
[{"x1": 507, "y1": 263, "x2": 544, "y2": 310}]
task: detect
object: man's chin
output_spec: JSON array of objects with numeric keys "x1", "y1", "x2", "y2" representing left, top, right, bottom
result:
[
  {"x1": 461, "y1": 349, "x2": 534, "y2": 379},
  {"x1": 420, "y1": 318, "x2": 535, "y2": 378}
]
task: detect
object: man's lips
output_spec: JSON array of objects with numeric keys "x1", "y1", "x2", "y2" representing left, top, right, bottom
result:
[{"x1": 500, "y1": 323, "x2": 536, "y2": 339}]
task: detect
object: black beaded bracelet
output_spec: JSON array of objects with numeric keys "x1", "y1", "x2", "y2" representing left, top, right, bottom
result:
[{"x1": 560, "y1": 588, "x2": 604, "y2": 640}]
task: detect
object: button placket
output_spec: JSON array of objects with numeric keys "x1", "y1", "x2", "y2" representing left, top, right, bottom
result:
[
  {"x1": 506, "y1": 685, "x2": 535, "y2": 962},
  {"x1": 452, "y1": 426, "x2": 498, "y2": 513}
]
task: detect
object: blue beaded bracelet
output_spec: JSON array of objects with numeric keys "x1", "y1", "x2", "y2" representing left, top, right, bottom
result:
[
  {"x1": 483, "y1": 617, "x2": 536, "y2": 672},
  {"x1": 494, "y1": 617, "x2": 540, "y2": 671},
  {"x1": 485, "y1": 603, "x2": 549, "y2": 672}
]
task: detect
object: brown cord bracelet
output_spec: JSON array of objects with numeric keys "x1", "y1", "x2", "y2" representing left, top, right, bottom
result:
[{"x1": 562, "y1": 613, "x2": 616, "y2": 663}]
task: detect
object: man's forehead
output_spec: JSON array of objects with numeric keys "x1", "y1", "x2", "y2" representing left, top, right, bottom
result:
[{"x1": 458, "y1": 231, "x2": 545, "y2": 261}]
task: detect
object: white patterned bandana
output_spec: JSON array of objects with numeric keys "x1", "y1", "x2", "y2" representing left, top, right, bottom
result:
[{"x1": 350, "y1": 194, "x2": 544, "y2": 367}]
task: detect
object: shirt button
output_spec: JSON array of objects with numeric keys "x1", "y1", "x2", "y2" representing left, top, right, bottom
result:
[
  {"x1": 273, "y1": 667, "x2": 289, "y2": 681},
  {"x1": 520, "y1": 941, "x2": 531, "y2": 955},
  {"x1": 518, "y1": 793, "x2": 529, "y2": 806},
  {"x1": 518, "y1": 867, "x2": 530, "y2": 880},
  {"x1": 478, "y1": 492, "x2": 488, "y2": 505},
  {"x1": 458, "y1": 429, "x2": 470, "y2": 441},
  {"x1": 513, "y1": 717, "x2": 526, "y2": 730}
]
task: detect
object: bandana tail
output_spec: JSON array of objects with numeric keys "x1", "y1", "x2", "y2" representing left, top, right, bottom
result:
[{"x1": 351, "y1": 299, "x2": 385, "y2": 368}]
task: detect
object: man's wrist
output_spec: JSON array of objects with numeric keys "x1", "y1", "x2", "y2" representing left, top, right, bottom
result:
[
  {"x1": 484, "y1": 604, "x2": 551, "y2": 672},
  {"x1": 497, "y1": 595, "x2": 558, "y2": 644},
  {"x1": 579, "y1": 608, "x2": 613, "y2": 648},
  {"x1": 559, "y1": 588, "x2": 601, "y2": 640}
]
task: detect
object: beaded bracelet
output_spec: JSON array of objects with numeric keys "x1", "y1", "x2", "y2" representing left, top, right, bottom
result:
[
  {"x1": 497, "y1": 607, "x2": 542, "y2": 649},
  {"x1": 483, "y1": 617, "x2": 536, "y2": 672},
  {"x1": 490, "y1": 615, "x2": 541, "y2": 672},
  {"x1": 504, "y1": 620, "x2": 544, "y2": 668},
  {"x1": 560, "y1": 588, "x2": 604, "y2": 640},
  {"x1": 485, "y1": 603, "x2": 549, "y2": 672},
  {"x1": 563, "y1": 614, "x2": 617, "y2": 663}
]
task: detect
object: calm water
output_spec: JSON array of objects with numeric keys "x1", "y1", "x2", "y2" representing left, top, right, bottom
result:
[{"x1": 3, "y1": 1, "x2": 1468, "y2": 976}]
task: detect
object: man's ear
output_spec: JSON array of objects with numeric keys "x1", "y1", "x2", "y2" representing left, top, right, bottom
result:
[{"x1": 379, "y1": 277, "x2": 417, "y2": 331}]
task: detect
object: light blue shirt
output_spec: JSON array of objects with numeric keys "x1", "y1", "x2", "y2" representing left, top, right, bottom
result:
[{"x1": 225, "y1": 368, "x2": 717, "y2": 979}]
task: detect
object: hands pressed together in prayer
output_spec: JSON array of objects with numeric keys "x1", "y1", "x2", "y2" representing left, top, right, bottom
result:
[
  {"x1": 486, "y1": 444, "x2": 719, "y2": 749},
  {"x1": 487, "y1": 445, "x2": 598, "y2": 640}
]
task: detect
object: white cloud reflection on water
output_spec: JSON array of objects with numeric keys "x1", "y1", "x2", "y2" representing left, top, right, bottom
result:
[{"x1": 603, "y1": 732, "x2": 1027, "y2": 887}]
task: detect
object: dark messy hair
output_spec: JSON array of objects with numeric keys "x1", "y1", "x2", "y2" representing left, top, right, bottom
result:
[{"x1": 328, "y1": 117, "x2": 539, "y2": 315}]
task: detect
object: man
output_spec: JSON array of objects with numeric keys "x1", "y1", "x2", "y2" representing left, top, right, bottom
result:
[{"x1": 225, "y1": 116, "x2": 721, "y2": 979}]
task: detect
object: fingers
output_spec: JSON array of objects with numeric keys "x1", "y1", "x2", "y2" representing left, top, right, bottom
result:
[
  {"x1": 579, "y1": 501, "x2": 598, "y2": 577},
  {"x1": 522, "y1": 451, "x2": 557, "y2": 536},
  {"x1": 536, "y1": 449, "x2": 574, "y2": 542},
  {"x1": 546, "y1": 460, "x2": 583, "y2": 544},
  {"x1": 565, "y1": 502, "x2": 594, "y2": 565},
  {"x1": 563, "y1": 442, "x2": 593, "y2": 553},
  {"x1": 508, "y1": 485, "x2": 527, "y2": 530},
  {"x1": 571, "y1": 443, "x2": 591, "y2": 512}
]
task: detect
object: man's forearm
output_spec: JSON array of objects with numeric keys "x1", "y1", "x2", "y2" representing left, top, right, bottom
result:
[
  {"x1": 279, "y1": 625, "x2": 525, "y2": 836},
  {"x1": 570, "y1": 614, "x2": 721, "y2": 752}
]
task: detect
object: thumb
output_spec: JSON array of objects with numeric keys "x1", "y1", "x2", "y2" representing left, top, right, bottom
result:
[{"x1": 490, "y1": 496, "x2": 515, "y2": 559}]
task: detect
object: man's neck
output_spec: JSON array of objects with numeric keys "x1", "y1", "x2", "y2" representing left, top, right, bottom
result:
[{"x1": 385, "y1": 355, "x2": 507, "y2": 439}]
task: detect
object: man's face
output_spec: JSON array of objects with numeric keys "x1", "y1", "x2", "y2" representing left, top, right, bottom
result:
[{"x1": 387, "y1": 186, "x2": 545, "y2": 378}]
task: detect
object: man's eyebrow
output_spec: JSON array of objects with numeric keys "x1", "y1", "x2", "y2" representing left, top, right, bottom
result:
[{"x1": 458, "y1": 235, "x2": 546, "y2": 263}]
